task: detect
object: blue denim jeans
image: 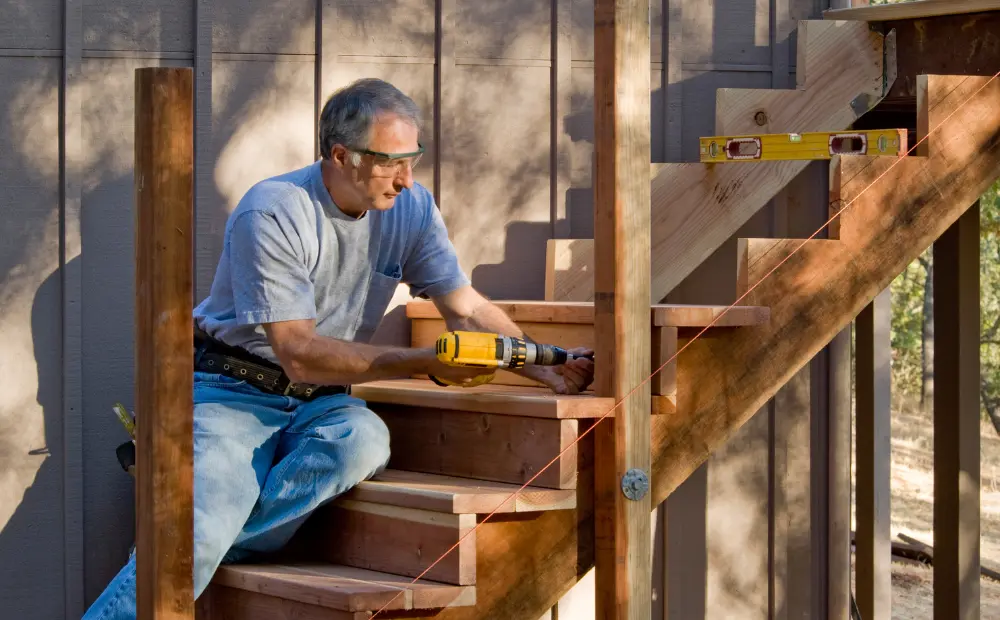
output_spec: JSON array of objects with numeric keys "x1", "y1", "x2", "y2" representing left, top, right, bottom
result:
[{"x1": 81, "y1": 371, "x2": 391, "y2": 620}]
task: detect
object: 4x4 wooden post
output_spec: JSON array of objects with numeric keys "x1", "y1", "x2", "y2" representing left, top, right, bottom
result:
[
  {"x1": 592, "y1": 0, "x2": 653, "y2": 617},
  {"x1": 134, "y1": 66, "x2": 195, "y2": 620}
]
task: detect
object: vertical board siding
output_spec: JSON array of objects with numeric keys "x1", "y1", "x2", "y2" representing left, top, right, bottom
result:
[
  {"x1": 82, "y1": 0, "x2": 193, "y2": 52},
  {"x1": 0, "y1": 0, "x2": 62, "y2": 49},
  {"x1": 62, "y1": 0, "x2": 85, "y2": 614},
  {"x1": 0, "y1": 56, "x2": 64, "y2": 620}
]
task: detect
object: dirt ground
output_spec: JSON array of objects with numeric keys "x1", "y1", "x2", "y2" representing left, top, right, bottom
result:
[{"x1": 851, "y1": 399, "x2": 1000, "y2": 618}]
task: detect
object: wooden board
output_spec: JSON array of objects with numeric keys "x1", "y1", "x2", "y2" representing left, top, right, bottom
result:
[
  {"x1": 133, "y1": 67, "x2": 194, "y2": 620},
  {"x1": 373, "y1": 404, "x2": 580, "y2": 489},
  {"x1": 199, "y1": 585, "x2": 368, "y2": 620},
  {"x1": 715, "y1": 20, "x2": 893, "y2": 135},
  {"x1": 824, "y1": 0, "x2": 1000, "y2": 21},
  {"x1": 406, "y1": 299, "x2": 770, "y2": 327},
  {"x1": 305, "y1": 501, "x2": 477, "y2": 586},
  {"x1": 344, "y1": 469, "x2": 576, "y2": 514},
  {"x1": 546, "y1": 17, "x2": 892, "y2": 303},
  {"x1": 354, "y1": 379, "x2": 614, "y2": 419},
  {"x1": 212, "y1": 563, "x2": 475, "y2": 612}
]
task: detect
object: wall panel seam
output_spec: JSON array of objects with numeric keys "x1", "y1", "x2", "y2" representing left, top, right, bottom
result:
[
  {"x1": 61, "y1": 0, "x2": 84, "y2": 614},
  {"x1": 194, "y1": 0, "x2": 212, "y2": 301}
]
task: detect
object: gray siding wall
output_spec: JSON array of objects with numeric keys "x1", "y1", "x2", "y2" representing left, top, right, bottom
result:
[{"x1": 0, "y1": 0, "x2": 836, "y2": 617}]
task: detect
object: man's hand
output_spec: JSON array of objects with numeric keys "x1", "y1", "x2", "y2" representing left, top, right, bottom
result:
[{"x1": 531, "y1": 347, "x2": 595, "y2": 395}]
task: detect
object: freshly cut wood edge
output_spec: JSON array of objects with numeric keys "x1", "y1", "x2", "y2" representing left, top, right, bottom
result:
[
  {"x1": 823, "y1": 0, "x2": 1000, "y2": 21},
  {"x1": 408, "y1": 298, "x2": 769, "y2": 327},
  {"x1": 353, "y1": 379, "x2": 615, "y2": 419},
  {"x1": 212, "y1": 563, "x2": 476, "y2": 612},
  {"x1": 344, "y1": 469, "x2": 576, "y2": 513},
  {"x1": 715, "y1": 20, "x2": 892, "y2": 135},
  {"x1": 309, "y1": 500, "x2": 477, "y2": 586}
]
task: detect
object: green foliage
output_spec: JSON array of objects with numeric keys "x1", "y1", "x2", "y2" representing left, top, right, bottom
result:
[{"x1": 888, "y1": 179, "x2": 1000, "y2": 421}]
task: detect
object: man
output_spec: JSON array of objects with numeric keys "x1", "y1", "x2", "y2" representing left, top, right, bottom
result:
[{"x1": 83, "y1": 78, "x2": 594, "y2": 619}]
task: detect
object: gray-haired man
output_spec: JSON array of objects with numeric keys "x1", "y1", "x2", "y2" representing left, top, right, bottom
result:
[{"x1": 83, "y1": 78, "x2": 594, "y2": 618}]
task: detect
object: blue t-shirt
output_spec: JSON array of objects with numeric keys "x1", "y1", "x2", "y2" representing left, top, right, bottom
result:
[{"x1": 193, "y1": 160, "x2": 470, "y2": 364}]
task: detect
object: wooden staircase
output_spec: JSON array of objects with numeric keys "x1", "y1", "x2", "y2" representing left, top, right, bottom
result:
[{"x1": 194, "y1": 28, "x2": 1000, "y2": 620}]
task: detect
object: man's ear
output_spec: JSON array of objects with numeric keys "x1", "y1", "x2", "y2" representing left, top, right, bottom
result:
[{"x1": 329, "y1": 144, "x2": 349, "y2": 169}]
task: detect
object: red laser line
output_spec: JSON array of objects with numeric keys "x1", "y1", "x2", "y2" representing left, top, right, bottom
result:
[{"x1": 370, "y1": 70, "x2": 1000, "y2": 618}]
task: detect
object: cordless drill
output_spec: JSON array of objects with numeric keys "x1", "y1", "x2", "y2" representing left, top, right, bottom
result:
[{"x1": 429, "y1": 330, "x2": 593, "y2": 387}]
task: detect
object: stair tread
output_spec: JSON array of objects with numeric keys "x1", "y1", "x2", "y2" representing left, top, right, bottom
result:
[
  {"x1": 353, "y1": 378, "x2": 616, "y2": 418},
  {"x1": 345, "y1": 469, "x2": 575, "y2": 513},
  {"x1": 213, "y1": 562, "x2": 475, "y2": 612},
  {"x1": 406, "y1": 299, "x2": 770, "y2": 327}
]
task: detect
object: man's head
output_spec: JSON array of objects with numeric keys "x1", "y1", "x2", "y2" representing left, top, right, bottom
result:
[{"x1": 318, "y1": 78, "x2": 424, "y2": 217}]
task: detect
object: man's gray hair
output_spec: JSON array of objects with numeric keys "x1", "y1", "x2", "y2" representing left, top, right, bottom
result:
[{"x1": 318, "y1": 78, "x2": 422, "y2": 160}]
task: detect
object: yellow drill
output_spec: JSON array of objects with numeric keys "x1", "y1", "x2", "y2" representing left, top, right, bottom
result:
[{"x1": 429, "y1": 330, "x2": 592, "y2": 387}]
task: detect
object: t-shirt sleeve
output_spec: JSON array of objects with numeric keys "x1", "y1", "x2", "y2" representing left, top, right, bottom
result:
[
  {"x1": 227, "y1": 209, "x2": 317, "y2": 325},
  {"x1": 403, "y1": 199, "x2": 471, "y2": 299}
]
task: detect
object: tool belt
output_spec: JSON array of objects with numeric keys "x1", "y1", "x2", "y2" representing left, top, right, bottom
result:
[{"x1": 194, "y1": 328, "x2": 349, "y2": 401}]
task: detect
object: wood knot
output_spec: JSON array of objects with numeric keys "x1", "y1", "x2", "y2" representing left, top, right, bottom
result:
[{"x1": 754, "y1": 111, "x2": 768, "y2": 126}]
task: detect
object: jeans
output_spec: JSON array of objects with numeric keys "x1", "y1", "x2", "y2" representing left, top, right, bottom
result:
[{"x1": 81, "y1": 371, "x2": 391, "y2": 620}]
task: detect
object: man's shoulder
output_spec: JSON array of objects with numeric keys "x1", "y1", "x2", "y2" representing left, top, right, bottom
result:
[{"x1": 232, "y1": 164, "x2": 316, "y2": 222}]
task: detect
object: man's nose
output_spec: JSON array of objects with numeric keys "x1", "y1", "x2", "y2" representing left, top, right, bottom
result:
[{"x1": 396, "y1": 164, "x2": 414, "y2": 189}]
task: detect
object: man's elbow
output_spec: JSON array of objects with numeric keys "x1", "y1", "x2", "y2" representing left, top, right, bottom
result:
[
  {"x1": 438, "y1": 285, "x2": 488, "y2": 322},
  {"x1": 263, "y1": 321, "x2": 315, "y2": 384}
]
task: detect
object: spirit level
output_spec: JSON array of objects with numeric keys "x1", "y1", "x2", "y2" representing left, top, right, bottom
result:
[{"x1": 699, "y1": 129, "x2": 907, "y2": 163}]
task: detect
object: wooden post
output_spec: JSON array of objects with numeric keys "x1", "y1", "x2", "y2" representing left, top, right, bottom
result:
[
  {"x1": 855, "y1": 288, "x2": 892, "y2": 620},
  {"x1": 827, "y1": 327, "x2": 853, "y2": 619},
  {"x1": 933, "y1": 202, "x2": 980, "y2": 620},
  {"x1": 593, "y1": 0, "x2": 652, "y2": 618},
  {"x1": 134, "y1": 67, "x2": 195, "y2": 619}
]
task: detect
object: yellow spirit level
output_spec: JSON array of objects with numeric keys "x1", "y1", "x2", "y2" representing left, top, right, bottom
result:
[{"x1": 699, "y1": 128, "x2": 907, "y2": 163}]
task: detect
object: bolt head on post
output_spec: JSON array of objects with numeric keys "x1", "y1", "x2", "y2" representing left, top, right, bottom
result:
[{"x1": 621, "y1": 468, "x2": 649, "y2": 501}]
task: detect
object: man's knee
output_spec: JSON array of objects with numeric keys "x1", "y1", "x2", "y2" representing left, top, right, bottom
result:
[{"x1": 342, "y1": 406, "x2": 391, "y2": 475}]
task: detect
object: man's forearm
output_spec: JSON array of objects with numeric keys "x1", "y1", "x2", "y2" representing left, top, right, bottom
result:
[{"x1": 280, "y1": 333, "x2": 433, "y2": 386}]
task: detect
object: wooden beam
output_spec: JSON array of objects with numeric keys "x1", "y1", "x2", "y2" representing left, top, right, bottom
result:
[
  {"x1": 855, "y1": 288, "x2": 892, "y2": 620},
  {"x1": 933, "y1": 201, "x2": 981, "y2": 620},
  {"x1": 824, "y1": 0, "x2": 1000, "y2": 22},
  {"x1": 592, "y1": 0, "x2": 652, "y2": 617},
  {"x1": 134, "y1": 67, "x2": 195, "y2": 619}
]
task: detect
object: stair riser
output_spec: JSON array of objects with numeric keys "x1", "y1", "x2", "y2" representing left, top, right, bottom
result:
[
  {"x1": 375, "y1": 405, "x2": 579, "y2": 489},
  {"x1": 308, "y1": 500, "x2": 477, "y2": 586}
]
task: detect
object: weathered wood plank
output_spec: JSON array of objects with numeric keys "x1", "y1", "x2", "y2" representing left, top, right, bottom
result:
[
  {"x1": 372, "y1": 404, "x2": 580, "y2": 489},
  {"x1": 134, "y1": 67, "x2": 194, "y2": 620},
  {"x1": 213, "y1": 564, "x2": 475, "y2": 612},
  {"x1": 592, "y1": 0, "x2": 652, "y2": 617},
  {"x1": 933, "y1": 202, "x2": 981, "y2": 620},
  {"x1": 305, "y1": 501, "x2": 477, "y2": 586},
  {"x1": 343, "y1": 469, "x2": 576, "y2": 514},
  {"x1": 824, "y1": 0, "x2": 1000, "y2": 22},
  {"x1": 855, "y1": 289, "x2": 892, "y2": 620}
]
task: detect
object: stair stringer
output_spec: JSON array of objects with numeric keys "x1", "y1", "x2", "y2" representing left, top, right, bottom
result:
[
  {"x1": 391, "y1": 74, "x2": 999, "y2": 620},
  {"x1": 545, "y1": 19, "x2": 895, "y2": 303}
]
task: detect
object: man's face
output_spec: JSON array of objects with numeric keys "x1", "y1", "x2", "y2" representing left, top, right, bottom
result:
[{"x1": 342, "y1": 112, "x2": 421, "y2": 213}]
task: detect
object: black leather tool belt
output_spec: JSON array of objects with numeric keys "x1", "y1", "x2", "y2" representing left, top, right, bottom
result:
[{"x1": 193, "y1": 328, "x2": 349, "y2": 401}]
